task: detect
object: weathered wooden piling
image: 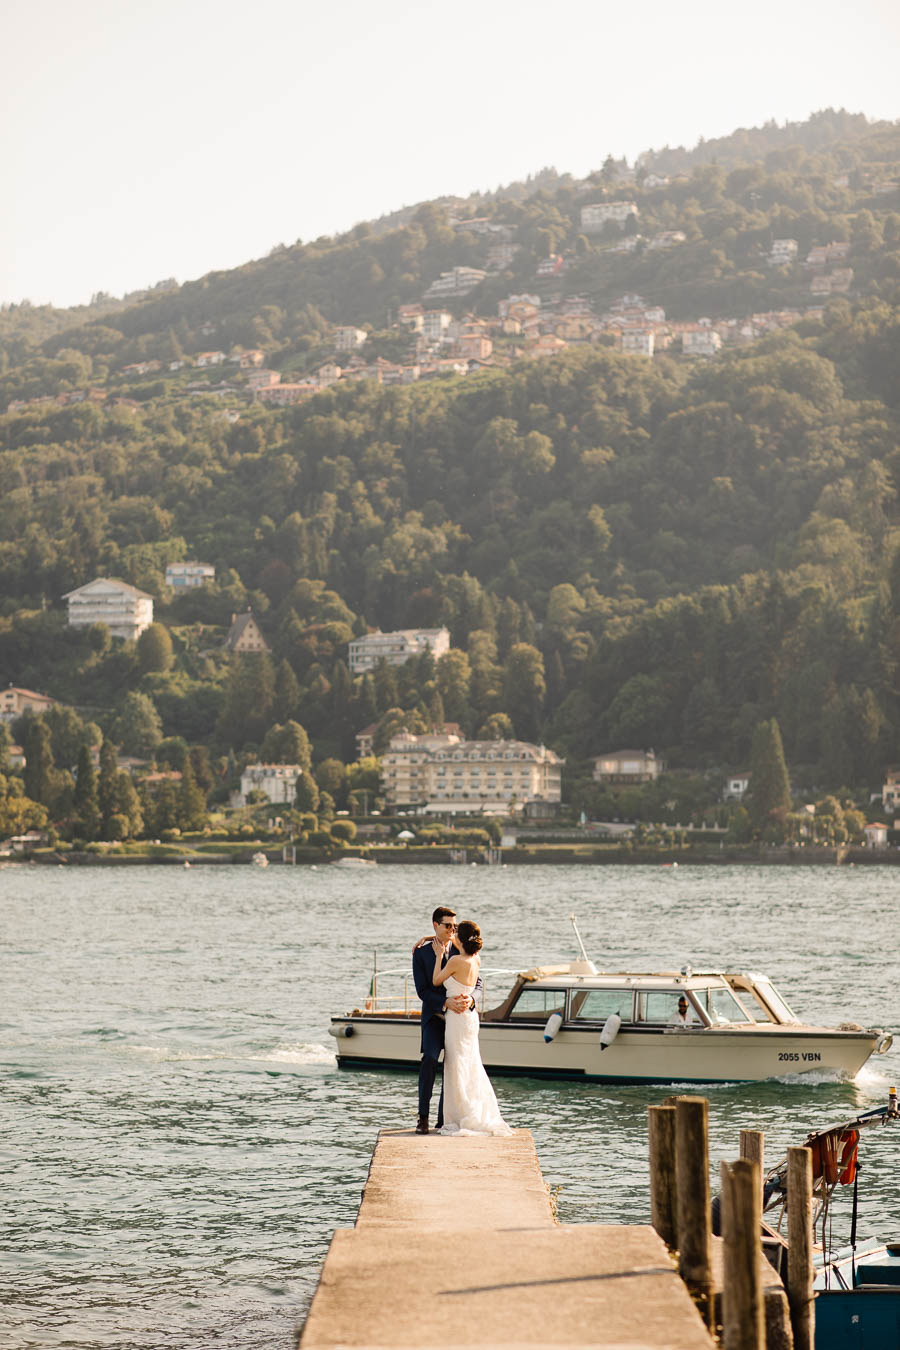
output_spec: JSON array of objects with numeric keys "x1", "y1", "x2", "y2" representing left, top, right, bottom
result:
[
  {"x1": 739, "y1": 1128, "x2": 765, "y2": 1197},
  {"x1": 648, "y1": 1102, "x2": 677, "y2": 1249},
  {"x1": 786, "y1": 1144, "x2": 815, "y2": 1350},
  {"x1": 675, "y1": 1095, "x2": 714, "y2": 1328},
  {"x1": 720, "y1": 1158, "x2": 764, "y2": 1350}
]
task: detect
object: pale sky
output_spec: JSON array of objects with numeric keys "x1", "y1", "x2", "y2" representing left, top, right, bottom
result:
[{"x1": 4, "y1": 0, "x2": 899, "y2": 310}]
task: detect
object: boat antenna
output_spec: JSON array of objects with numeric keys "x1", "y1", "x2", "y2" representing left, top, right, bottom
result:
[{"x1": 569, "y1": 913, "x2": 590, "y2": 965}]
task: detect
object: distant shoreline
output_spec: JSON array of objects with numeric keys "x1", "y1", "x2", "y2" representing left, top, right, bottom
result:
[{"x1": 9, "y1": 844, "x2": 900, "y2": 867}]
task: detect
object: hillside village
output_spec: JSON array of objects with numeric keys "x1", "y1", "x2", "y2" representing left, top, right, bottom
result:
[
  {"x1": 2, "y1": 230, "x2": 870, "y2": 417},
  {"x1": 2, "y1": 111, "x2": 900, "y2": 857}
]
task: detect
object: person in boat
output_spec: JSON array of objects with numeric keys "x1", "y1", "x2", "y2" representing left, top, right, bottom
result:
[
  {"x1": 430, "y1": 920, "x2": 511, "y2": 1137},
  {"x1": 668, "y1": 995, "x2": 694, "y2": 1026},
  {"x1": 411, "y1": 908, "x2": 479, "y2": 1135}
]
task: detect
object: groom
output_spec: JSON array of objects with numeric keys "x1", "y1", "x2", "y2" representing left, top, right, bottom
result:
[{"x1": 412, "y1": 906, "x2": 480, "y2": 1134}]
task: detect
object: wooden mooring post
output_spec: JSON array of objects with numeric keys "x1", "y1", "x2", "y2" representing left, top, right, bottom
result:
[
  {"x1": 787, "y1": 1144, "x2": 815, "y2": 1350},
  {"x1": 720, "y1": 1158, "x2": 764, "y2": 1350},
  {"x1": 739, "y1": 1128, "x2": 765, "y2": 1195},
  {"x1": 648, "y1": 1103, "x2": 677, "y2": 1249},
  {"x1": 675, "y1": 1095, "x2": 714, "y2": 1329}
]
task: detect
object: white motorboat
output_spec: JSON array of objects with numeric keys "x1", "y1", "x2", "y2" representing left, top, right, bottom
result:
[
  {"x1": 329, "y1": 856, "x2": 377, "y2": 869},
  {"x1": 329, "y1": 947, "x2": 892, "y2": 1085}
]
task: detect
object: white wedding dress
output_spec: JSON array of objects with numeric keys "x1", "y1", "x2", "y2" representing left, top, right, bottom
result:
[{"x1": 440, "y1": 975, "x2": 512, "y2": 1136}]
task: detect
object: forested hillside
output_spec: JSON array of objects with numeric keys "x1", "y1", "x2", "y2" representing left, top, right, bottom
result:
[{"x1": 2, "y1": 109, "x2": 900, "y2": 828}]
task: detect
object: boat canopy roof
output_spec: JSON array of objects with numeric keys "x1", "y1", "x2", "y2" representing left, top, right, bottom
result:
[{"x1": 519, "y1": 963, "x2": 735, "y2": 991}]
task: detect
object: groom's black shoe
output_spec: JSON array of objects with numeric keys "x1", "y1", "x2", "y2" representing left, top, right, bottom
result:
[{"x1": 415, "y1": 1117, "x2": 429, "y2": 1134}]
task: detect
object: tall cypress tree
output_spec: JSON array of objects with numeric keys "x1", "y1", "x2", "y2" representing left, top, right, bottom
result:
[
  {"x1": 24, "y1": 720, "x2": 54, "y2": 806},
  {"x1": 748, "y1": 718, "x2": 792, "y2": 827},
  {"x1": 98, "y1": 738, "x2": 118, "y2": 835},
  {"x1": 74, "y1": 744, "x2": 100, "y2": 840},
  {"x1": 177, "y1": 756, "x2": 207, "y2": 831}
]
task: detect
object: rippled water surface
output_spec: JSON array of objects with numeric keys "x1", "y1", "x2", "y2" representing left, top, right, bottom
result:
[{"x1": 3, "y1": 862, "x2": 899, "y2": 1347}]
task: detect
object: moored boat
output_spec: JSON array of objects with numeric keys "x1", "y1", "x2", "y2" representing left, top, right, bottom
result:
[
  {"x1": 329, "y1": 856, "x2": 377, "y2": 869},
  {"x1": 753, "y1": 1091, "x2": 900, "y2": 1348},
  {"x1": 329, "y1": 947, "x2": 891, "y2": 1084}
]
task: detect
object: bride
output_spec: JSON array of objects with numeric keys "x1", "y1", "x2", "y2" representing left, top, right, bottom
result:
[{"x1": 431, "y1": 920, "x2": 512, "y2": 1136}]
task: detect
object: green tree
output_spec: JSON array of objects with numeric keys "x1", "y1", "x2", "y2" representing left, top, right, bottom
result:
[
  {"x1": 114, "y1": 772, "x2": 144, "y2": 838},
  {"x1": 98, "y1": 738, "x2": 119, "y2": 835},
  {"x1": 748, "y1": 718, "x2": 792, "y2": 829},
  {"x1": 137, "y1": 622, "x2": 174, "y2": 674},
  {"x1": 502, "y1": 644, "x2": 546, "y2": 742},
  {"x1": 151, "y1": 779, "x2": 179, "y2": 834},
  {"x1": 177, "y1": 756, "x2": 206, "y2": 831},
  {"x1": 73, "y1": 743, "x2": 100, "y2": 840},
  {"x1": 260, "y1": 720, "x2": 312, "y2": 770},
  {"x1": 23, "y1": 720, "x2": 54, "y2": 806},
  {"x1": 111, "y1": 692, "x2": 163, "y2": 758},
  {"x1": 295, "y1": 773, "x2": 320, "y2": 813},
  {"x1": 315, "y1": 757, "x2": 347, "y2": 801},
  {"x1": 273, "y1": 659, "x2": 302, "y2": 722},
  {"x1": 0, "y1": 775, "x2": 48, "y2": 837},
  {"x1": 477, "y1": 712, "x2": 515, "y2": 740},
  {"x1": 436, "y1": 649, "x2": 472, "y2": 726},
  {"x1": 217, "y1": 652, "x2": 276, "y2": 745}
]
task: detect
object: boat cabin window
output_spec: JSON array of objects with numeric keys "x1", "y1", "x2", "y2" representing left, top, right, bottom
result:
[
  {"x1": 735, "y1": 987, "x2": 777, "y2": 1023},
  {"x1": 696, "y1": 986, "x2": 753, "y2": 1024},
  {"x1": 636, "y1": 992, "x2": 699, "y2": 1024},
  {"x1": 507, "y1": 988, "x2": 566, "y2": 1020},
  {"x1": 570, "y1": 989, "x2": 634, "y2": 1022}
]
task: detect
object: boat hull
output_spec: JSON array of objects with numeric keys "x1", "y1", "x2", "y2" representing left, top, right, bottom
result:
[{"x1": 329, "y1": 1016, "x2": 879, "y2": 1084}]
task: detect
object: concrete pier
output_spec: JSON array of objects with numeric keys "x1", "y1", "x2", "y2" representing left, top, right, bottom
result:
[{"x1": 299, "y1": 1129, "x2": 716, "y2": 1349}]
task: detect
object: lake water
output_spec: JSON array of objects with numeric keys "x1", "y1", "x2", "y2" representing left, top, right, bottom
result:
[{"x1": 2, "y1": 862, "x2": 899, "y2": 1348}]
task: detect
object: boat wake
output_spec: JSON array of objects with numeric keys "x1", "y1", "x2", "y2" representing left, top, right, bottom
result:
[
  {"x1": 123, "y1": 1040, "x2": 337, "y2": 1066},
  {"x1": 256, "y1": 1041, "x2": 336, "y2": 1065}
]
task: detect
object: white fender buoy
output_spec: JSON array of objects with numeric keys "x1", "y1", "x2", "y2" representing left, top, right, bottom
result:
[
  {"x1": 599, "y1": 1012, "x2": 621, "y2": 1051},
  {"x1": 543, "y1": 1011, "x2": 563, "y2": 1043},
  {"x1": 327, "y1": 1024, "x2": 355, "y2": 1039}
]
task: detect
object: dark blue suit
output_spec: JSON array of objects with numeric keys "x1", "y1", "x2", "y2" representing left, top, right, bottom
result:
[{"x1": 412, "y1": 942, "x2": 482, "y2": 1126}]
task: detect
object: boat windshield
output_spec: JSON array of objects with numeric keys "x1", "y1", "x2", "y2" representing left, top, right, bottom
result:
[
  {"x1": 752, "y1": 977, "x2": 799, "y2": 1024},
  {"x1": 696, "y1": 986, "x2": 753, "y2": 1025}
]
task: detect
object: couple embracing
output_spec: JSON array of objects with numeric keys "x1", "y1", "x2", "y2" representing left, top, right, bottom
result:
[{"x1": 411, "y1": 906, "x2": 511, "y2": 1137}]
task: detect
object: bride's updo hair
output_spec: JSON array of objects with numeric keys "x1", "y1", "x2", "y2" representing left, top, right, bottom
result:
[{"x1": 457, "y1": 920, "x2": 482, "y2": 955}]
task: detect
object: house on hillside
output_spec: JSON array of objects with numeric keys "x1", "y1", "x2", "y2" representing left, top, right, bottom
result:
[
  {"x1": 166, "y1": 562, "x2": 215, "y2": 590},
  {"x1": 237, "y1": 763, "x2": 302, "y2": 806},
  {"x1": 593, "y1": 750, "x2": 663, "y2": 786},
  {"x1": 223, "y1": 611, "x2": 270, "y2": 653},
  {"x1": 864, "y1": 822, "x2": 889, "y2": 849},
  {"x1": 580, "y1": 201, "x2": 638, "y2": 232},
  {"x1": 348, "y1": 627, "x2": 450, "y2": 674},
  {"x1": 63, "y1": 578, "x2": 154, "y2": 642},
  {"x1": 0, "y1": 686, "x2": 56, "y2": 722},
  {"x1": 724, "y1": 772, "x2": 751, "y2": 802},
  {"x1": 881, "y1": 768, "x2": 900, "y2": 815},
  {"x1": 334, "y1": 326, "x2": 367, "y2": 352}
]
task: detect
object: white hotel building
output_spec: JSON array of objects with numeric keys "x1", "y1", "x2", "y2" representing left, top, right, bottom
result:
[
  {"x1": 63, "y1": 577, "x2": 154, "y2": 641},
  {"x1": 348, "y1": 627, "x2": 450, "y2": 674},
  {"x1": 381, "y1": 731, "x2": 563, "y2": 815}
]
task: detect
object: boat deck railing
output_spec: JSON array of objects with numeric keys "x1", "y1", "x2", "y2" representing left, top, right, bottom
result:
[{"x1": 354, "y1": 967, "x2": 521, "y2": 1016}]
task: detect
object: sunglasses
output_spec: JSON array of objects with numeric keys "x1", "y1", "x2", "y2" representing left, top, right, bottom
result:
[{"x1": 440, "y1": 921, "x2": 458, "y2": 930}]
